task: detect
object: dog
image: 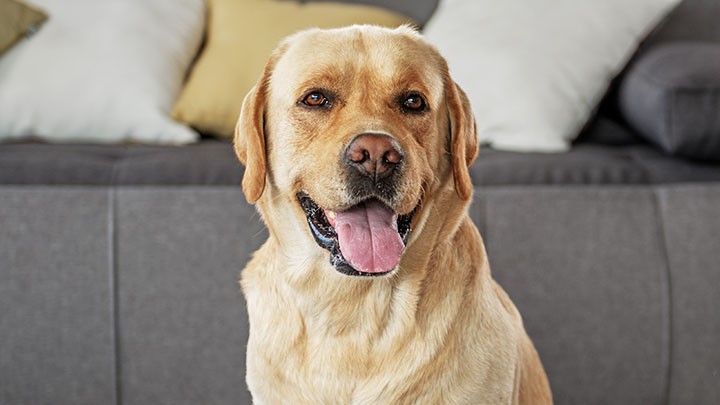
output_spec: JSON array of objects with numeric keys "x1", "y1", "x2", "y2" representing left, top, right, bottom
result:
[{"x1": 233, "y1": 25, "x2": 552, "y2": 404}]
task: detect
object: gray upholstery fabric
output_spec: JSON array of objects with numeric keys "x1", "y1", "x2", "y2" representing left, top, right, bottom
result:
[
  {"x1": 3, "y1": 141, "x2": 720, "y2": 187},
  {"x1": 112, "y1": 142, "x2": 243, "y2": 185},
  {"x1": 0, "y1": 141, "x2": 243, "y2": 186},
  {"x1": 646, "y1": 0, "x2": 720, "y2": 45},
  {"x1": 304, "y1": 0, "x2": 438, "y2": 26},
  {"x1": 474, "y1": 144, "x2": 720, "y2": 185},
  {"x1": 474, "y1": 145, "x2": 651, "y2": 185},
  {"x1": 658, "y1": 186, "x2": 720, "y2": 404},
  {"x1": 480, "y1": 187, "x2": 670, "y2": 404},
  {"x1": 619, "y1": 43, "x2": 720, "y2": 160},
  {"x1": 0, "y1": 188, "x2": 115, "y2": 405},
  {"x1": 115, "y1": 188, "x2": 265, "y2": 405},
  {"x1": 0, "y1": 143, "x2": 117, "y2": 185},
  {"x1": 2, "y1": 183, "x2": 720, "y2": 404},
  {"x1": 624, "y1": 146, "x2": 720, "y2": 183},
  {"x1": 575, "y1": 116, "x2": 643, "y2": 146}
]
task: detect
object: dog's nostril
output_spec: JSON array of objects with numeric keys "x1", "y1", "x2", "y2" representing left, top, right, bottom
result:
[
  {"x1": 348, "y1": 149, "x2": 370, "y2": 164},
  {"x1": 384, "y1": 149, "x2": 402, "y2": 165},
  {"x1": 345, "y1": 133, "x2": 404, "y2": 177}
]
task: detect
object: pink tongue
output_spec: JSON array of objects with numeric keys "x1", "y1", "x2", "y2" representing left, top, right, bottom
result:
[{"x1": 333, "y1": 200, "x2": 405, "y2": 273}]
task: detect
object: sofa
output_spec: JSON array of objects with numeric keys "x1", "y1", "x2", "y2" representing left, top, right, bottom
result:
[{"x1": 1, "y1": 0, "x2": 719, "y2": 404}]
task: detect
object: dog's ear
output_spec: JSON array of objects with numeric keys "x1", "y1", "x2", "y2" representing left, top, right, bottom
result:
[
  {"x1": 235, "y1": 44, "x2": 289, "y2": 203},
  {"x1": 447, "y1": 80, "x2": 479, "y2": 201},
  {"x1": 234, "y1": 80, "x2": 268, "y2": 204}
]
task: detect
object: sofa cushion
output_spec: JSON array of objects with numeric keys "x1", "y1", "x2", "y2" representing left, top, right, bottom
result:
[
  {"x1": 3, "y1": 137, "x2": 720, "y2": 187},
  {"x1": 619, "y1": 42, "x2": 720, "y2": 161},
  {"x1": 0, "y1": 0, "x2": 204, "y2": 145},
  {"x1": 0, "y1": 188, "x2": 117, "y2": 404},
  {"x1": 0, "y1": 141, "x2": 243, "y2": 186},
  {"x1": 484, "y1": 187, "x2": 670, "y2": 404},
  {"x1": 0, "y1": 0, "x2": 46, "y2": 56},
  {"x1": 423, "y1": 0, "x2": 681, "y2": 153},
  {"x1": 170, "y1": 0, "x2": 412, "y2": 139}
]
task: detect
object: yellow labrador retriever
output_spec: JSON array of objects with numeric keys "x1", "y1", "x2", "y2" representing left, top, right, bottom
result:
[{"x1": 234, "y1": 25, "x2": 552, "y2": 404}]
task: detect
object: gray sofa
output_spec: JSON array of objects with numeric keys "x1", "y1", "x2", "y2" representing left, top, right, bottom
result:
[{"x1": 1, "y1": 1, "x2": 719, "y2": 404}]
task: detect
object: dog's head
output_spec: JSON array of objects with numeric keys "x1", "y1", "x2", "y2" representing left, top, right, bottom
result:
[{"x1": 235, "y1": 25, "x2": 477, "y2": 277}]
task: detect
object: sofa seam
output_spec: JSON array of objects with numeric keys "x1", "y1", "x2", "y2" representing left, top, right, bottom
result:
[
  {"x1": 108, "y1": 188, "x2": 123, "y2": 405},
  {"x1": 652, "y1": 187, "x2": 674, "y2": 405}
]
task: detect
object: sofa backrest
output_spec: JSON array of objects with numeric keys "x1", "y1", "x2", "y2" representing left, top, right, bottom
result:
[
  {"x1": 305, "y1": 0, "x2": 439, "y2": 27},
  {"x1": 311, "y1": 1, "x2": 719, "y2": 45},
  {"x1": 648, "y1": 0, "x2": 720, "y2": 45}
]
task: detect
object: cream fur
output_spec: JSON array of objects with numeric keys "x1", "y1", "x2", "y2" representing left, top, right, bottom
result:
[{"x1": 234, "y1": 25, "x2": 552, "y2": 404}]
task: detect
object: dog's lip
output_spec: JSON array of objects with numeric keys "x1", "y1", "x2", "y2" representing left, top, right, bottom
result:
[{"x1": 297, "y1": 192, "x2": 417, "y2": 277}]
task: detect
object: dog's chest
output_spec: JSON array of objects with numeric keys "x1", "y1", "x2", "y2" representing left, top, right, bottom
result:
[
  {"x1": 245, "y1": 300, "x2": 519, "y2": 405},
  {"x1": 245, "y1": 310, "x2": 404, "y2": 402},
  {"x1": 246, "y1": 330, "x2": 442, "y2": 403},
  {"x1": 241, "y1": 251, "x2": 521, "y2": 404}
]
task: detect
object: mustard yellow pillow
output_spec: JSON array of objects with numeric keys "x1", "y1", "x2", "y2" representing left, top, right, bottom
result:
[
  {"x1": 0, "y1": 0, "x2": 47, "y2": 56},
  {"x1": 171, "y1": 0, "x2": 413, "y2": 138}
]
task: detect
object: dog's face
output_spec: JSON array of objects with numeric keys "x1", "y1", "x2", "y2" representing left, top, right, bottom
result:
[{"x1": 235, "y1": 25, "x2": 477, "y2": 277}]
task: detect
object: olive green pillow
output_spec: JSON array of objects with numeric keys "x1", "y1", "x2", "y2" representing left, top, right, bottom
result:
[
  {"x1": 0, "y1": 0, "x2": 47, "y2": 56},
  {"x1": 171, "y1": 0, "x2": 413, "y2": 138}
]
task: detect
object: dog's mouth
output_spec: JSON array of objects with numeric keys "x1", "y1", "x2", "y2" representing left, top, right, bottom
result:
[{"x1": 298, "y1": 193, "x2": 416, "y2": 277}]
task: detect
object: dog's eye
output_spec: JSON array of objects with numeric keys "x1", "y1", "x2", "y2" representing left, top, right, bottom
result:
[
  {"x1": 401, "y1": 93, "x2": 427, "y2": 112},
  {"x1": 302, "y1": 91, "x2": 329, "y2": 107}
]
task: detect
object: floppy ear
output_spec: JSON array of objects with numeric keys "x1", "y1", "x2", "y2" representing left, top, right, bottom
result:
[
  {"x1": 234, "y1": 75, "x2": 270, "y2": 204},
  {"x1": 447, "y1": 80, "x2": 479, "y2": 201}
]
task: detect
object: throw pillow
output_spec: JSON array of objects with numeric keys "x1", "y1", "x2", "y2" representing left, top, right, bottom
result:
[
  {"x1": 619, "y1": 42, "x2": 720, "y2": 161},
  {"x1": 171, "y1": 0, "x2": 413, "y2": 138},
  {"x1": 423, "y1": 0, "x2": 681, "y2": 152},
  {"x1": 302, "y1": 0, "x2": 439, "y2": 27},
  {"x1": 0, "y1": 0, "x2": 47, "y2": 56},
  {"x1": 0, "y1": 0, "x2": 205, "y2": 145}
]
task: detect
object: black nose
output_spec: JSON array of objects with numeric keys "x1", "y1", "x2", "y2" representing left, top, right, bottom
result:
[{"x1": 345, "y1": 133, "x2": 404, "y2": 179}]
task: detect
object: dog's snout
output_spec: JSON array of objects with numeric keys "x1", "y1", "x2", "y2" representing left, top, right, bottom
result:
[{"x1": 345, "y1": 134, "x2": 404, "y2": 179}]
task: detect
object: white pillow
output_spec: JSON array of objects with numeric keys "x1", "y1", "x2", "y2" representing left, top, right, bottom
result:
[
  {"x1": 0, "y1": 0, "x2": 204, "y2": 144},
  {"x1": 424, "y1": 0, "x2": 680, "y2": 152}
]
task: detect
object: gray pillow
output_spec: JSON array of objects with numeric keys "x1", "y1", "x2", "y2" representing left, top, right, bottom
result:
[
  {"x1": 619, "y1": 42, "x2": 720, "y2": 160},
  {"x1": 302, "y1": 0, "x2": 439, "y2": 27}
]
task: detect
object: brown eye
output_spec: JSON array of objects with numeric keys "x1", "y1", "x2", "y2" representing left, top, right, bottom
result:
[
  {"x1": 401, "y1": 93, "x2": 426, "y2": 112},
  {"x1": 302, "y1": 91, "x2": 329, "y2": 107}
]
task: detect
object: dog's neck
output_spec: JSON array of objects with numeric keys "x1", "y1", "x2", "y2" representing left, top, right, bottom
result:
[{"x1": 256, "y1": 190, "x2": 483, "y2": 341}]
